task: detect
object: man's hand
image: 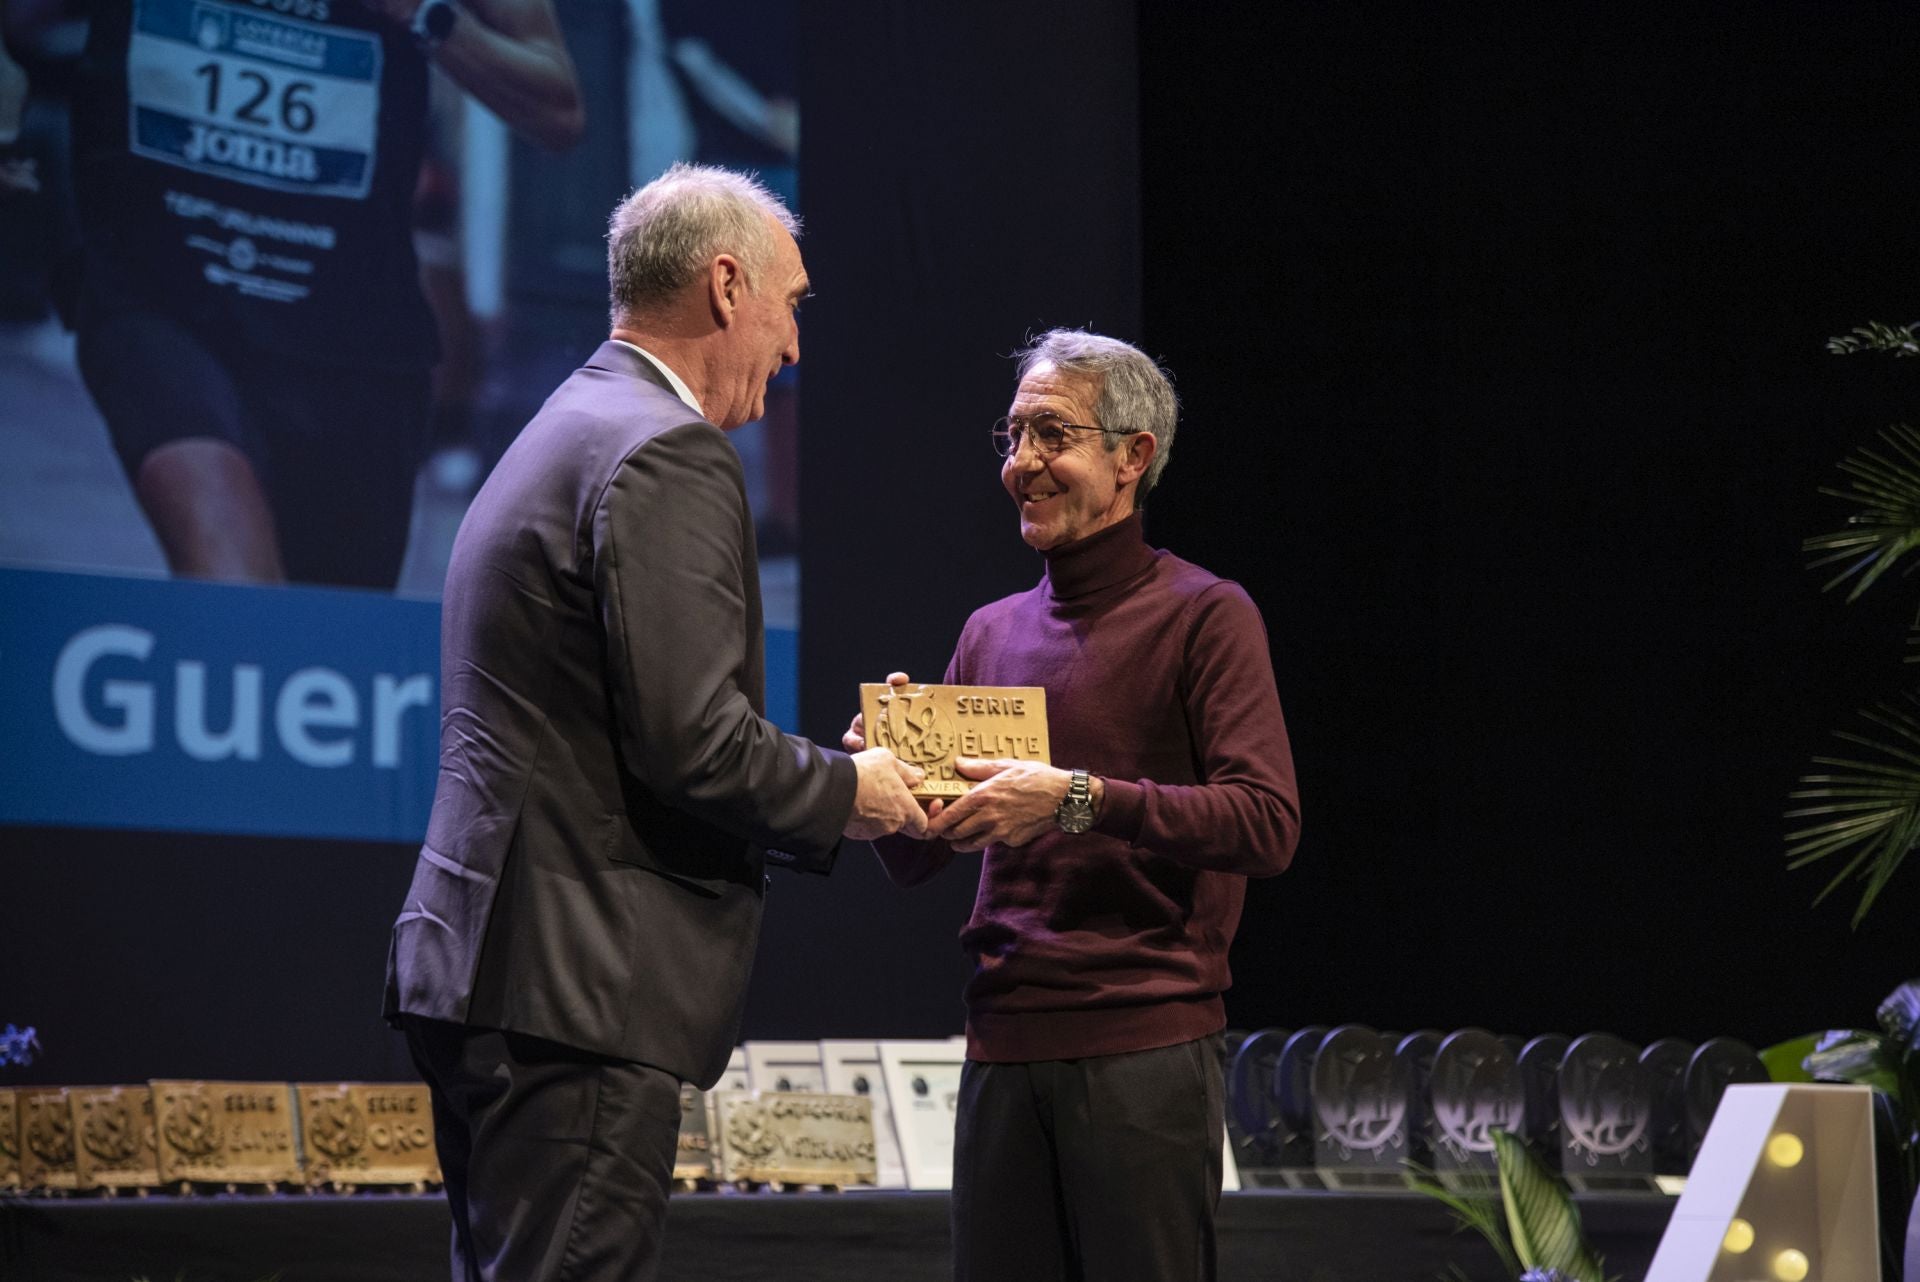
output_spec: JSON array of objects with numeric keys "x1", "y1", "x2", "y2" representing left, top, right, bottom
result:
[
  {"x1": 842, "y1": 670, "x2": 911, "y2": 753},
  {"x1": 927, "y1": 758, "x2": 1078, "y2": 852},
  {"x1": 843, "y1": 747, "x2": 931, "y2": 841}
]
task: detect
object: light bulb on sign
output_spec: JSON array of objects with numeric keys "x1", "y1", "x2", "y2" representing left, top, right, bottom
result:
[
  {"x1": 1772, "y1": 1248, "x2": 1810, "y2": 1282},
  {"x1": 1766, "y1": 1132, "x2": 1805, "y2": 1168},
  {"x1": 1722, "y1": 1218, "x2": 1755, "y2": 1254}
]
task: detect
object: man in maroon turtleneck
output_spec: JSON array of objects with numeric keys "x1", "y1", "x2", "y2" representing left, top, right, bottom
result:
[{"x1": 850, "y1": 330, "x2": 1300, "y2": 1282}]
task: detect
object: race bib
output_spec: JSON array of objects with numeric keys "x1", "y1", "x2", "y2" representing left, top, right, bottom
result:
[{"x1": 127, "y1": 0, "x2": 383, "y2": 199}]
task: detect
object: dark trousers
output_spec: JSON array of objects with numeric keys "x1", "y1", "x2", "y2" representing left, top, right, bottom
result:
[
  {"x1": 952, "y1": 1036, "x2": 1226, "y2": 1282},
  {"x1": 403, "y1": 1016, "x2": 683, "y2": 1282}
]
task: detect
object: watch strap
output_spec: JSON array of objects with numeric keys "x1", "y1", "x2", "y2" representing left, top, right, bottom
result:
[{"x1": 1054, "y1": 768, "x2": 1095, "y2": 833}]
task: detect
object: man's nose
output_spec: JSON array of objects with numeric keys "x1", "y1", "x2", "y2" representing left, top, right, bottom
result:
[{"x1": 1009, "y1": 431, "x2": 1048, "y2": 465}]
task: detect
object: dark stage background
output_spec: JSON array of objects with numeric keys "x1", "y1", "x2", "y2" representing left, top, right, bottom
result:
[{"x1": 6, "y1": 2, "x2": 1917, "y2": 1087}]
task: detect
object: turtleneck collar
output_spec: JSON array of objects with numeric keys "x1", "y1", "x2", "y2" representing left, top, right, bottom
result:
[{"x1": 1041, "y1": 513, "x2": 1157, "y2": 600}]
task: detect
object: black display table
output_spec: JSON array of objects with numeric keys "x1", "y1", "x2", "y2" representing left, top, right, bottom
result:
[{"x1": 2, "y1": 1187, "x2": 1676, "y2": 1282}]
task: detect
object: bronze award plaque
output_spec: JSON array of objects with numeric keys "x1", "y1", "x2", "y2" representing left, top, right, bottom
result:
[
  {"x1": 296, "y1": 1083, "x2": 441, "y2": 1189},
  {"x1": 712, "y1": 1090, "x2": 877, "y2": 1188},
  {"x1": 151, "y1": 1080, "x2": 301, "y2": 1186},
  {"x1": 860, "y1": 684, "x2": 1050, "y2": 801},
  {"x1": 20, "y1": 1087, "x2": 77, "y2": 1191},
  {"x1": 673, "y1": 1084, "x2": 715, "y2": 1183},
  {"x1": 0, "y1": 1088, "x2": 19, "y2": 1190},
  {"x1": 71, "y1": 1086, "x2": 160, "y2": 1191}
]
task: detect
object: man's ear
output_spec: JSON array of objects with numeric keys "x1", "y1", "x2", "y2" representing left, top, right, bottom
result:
[
  {"x1": 707, "y1": 253, "x2": 744, "y2": 326},
  {"x1": 1116, "y1": 431, "x2": 1157, "y2": 487}
]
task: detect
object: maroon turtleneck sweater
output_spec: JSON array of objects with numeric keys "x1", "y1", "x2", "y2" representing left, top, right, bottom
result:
[{"x1": 875, "y1": 514, "x2": 1300, "y2": 1062}]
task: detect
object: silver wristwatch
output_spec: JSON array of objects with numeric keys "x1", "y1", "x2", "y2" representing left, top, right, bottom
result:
[{"x1": 1054, "y1": 768, "x2": 1094, "y2": 834}]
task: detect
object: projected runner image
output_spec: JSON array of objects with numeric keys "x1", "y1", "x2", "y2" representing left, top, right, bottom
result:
[
  {"x1": 0, "y1": 0, "x2": 805, "y2": 840},
  {"x1": 23, "y1": 0, "x2": 583, "y2": 588}
]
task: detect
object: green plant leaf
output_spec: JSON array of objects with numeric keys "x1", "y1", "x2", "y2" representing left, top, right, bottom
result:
[
  {"x1": 1805, "y1": 426, "x2": 1920, "y2": 601},
  {"x1": 1785, "y1": 699, "x2": 1920, "y2": 926},
  {"x1": 1758, "y1": 1034, "x2": 1821, "y2": 1083},
  {"x1": 1405, "y1": 1160, "x2": 1521, "y2": 1279},
  {"x1": 1493, "y1": 1130, "x2": 1607, "y2": 1282},
  {"x1": 1828, "y1": 322, "x2": 1920, "y2": 357}
]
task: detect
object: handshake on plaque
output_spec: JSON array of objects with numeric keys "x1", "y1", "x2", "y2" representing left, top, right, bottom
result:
[{"x1": 837, "y1": 673, "x2": 1053, "y2": 846}]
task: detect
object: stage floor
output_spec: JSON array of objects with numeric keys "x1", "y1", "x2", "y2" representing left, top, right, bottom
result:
[{"x1": 3, "y1": 1187, "x2": 1675, "y2": 1281}]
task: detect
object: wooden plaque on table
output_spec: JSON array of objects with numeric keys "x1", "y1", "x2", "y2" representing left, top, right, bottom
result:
[
  {"x1": 151, "y1": 1080, "x2": 301, "y2": 1186},
  {"x1": 0, "y1": 1089, "x2": 18, "y2": 1190},
  {"x1": 296, "y1": 1083, "x2": 441, "y2": 1188},
  {"x1": 674, "y1": 1084, "x2": 715, "y2": 1182},
  {"x1": 860, "y1": 684, "x2": 1050, "y2": 801},
  {"x1": 711, "y1": 1090, "x2": 877, "y2": 1187},
  {"x1": 822, "y1": 1039, "x2": 906, "y2": 1189},
  {"x1": 19, "y1": 1087, "x2": 77, "y2": 1191},
  {"x1": 71, "y1": 1086, "x2": 160, "y2": 1191}
]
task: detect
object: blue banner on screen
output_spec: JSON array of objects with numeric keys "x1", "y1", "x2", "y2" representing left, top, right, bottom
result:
[{"x1": 0, "y1": 568, "x2": 799, "y2": 843}]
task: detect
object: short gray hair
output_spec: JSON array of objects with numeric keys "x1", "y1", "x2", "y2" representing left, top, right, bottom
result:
[
  {"x1": 607, "y1": 163, "x2": 800, "y2": 322},
  {"x1": 1015, "y1": 329, "x2": 1179, "y2": 502}
]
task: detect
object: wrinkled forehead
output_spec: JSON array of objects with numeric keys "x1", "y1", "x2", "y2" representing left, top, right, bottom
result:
[
  {"x1": 761, "y1": 213, "x2": 807, "y2": 288},
  {"x1": 1009, "y1": 362, "x2": 1101, "y2": 424}
]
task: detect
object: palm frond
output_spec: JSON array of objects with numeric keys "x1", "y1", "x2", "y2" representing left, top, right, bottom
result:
[
  {"x1": 1406, "y1": 1161, "x2": 1522, "y2": 1279},
  {"x1": 1493, "y1": 1130, "x2": 1608, "y2": 1282},
  {"x1": 1828, "y1": 322, "x2": 1920, "y2": 358},
  {"x1": 1804, "y1": 426, "x2": 1920, "y2": 601},
  {"x1": 1786, "y1": 699, "x2": 1920, "y2": 926}
]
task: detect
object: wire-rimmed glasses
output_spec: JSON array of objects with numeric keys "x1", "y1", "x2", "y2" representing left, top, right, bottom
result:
[{"x1": 991, "y1": 414, "x2": 1146, "y2": 458}]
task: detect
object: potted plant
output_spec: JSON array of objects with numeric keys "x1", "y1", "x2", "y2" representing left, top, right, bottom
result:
[{"x1": 1409, "y1": 1129, "x2": 1612, "y2": 1282}]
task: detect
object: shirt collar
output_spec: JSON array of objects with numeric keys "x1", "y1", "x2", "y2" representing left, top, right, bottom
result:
[
  {"x1": 1041, "y1": 513, "x2": 1157, "y2": 600},
  {"x1": 610, "y1": 340, "x2": 703, "y2": 418}
]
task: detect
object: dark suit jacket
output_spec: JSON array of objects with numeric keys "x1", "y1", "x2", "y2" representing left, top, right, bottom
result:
[{"x1": 384, "y1": 342, "x2": 855, "y2": 1088}]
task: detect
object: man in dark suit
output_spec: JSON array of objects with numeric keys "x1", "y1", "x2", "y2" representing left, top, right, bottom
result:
[{"x1": 385, "y1": 162, "x2": 927, "y2": 1282}]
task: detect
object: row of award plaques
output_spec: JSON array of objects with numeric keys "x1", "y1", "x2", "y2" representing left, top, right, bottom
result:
[
  {"x1": 1222, "y1": 1025, "x2": 1770, "y2": 1192},
  {"x1": 0, "y1": 1081, "x2": 443, "y2": 1194},
  {"x1": 0, "y1": 1038, "x2": 981, "y2": 1197},
  {"x1": 681, "y1": 1038, "x2": 1247, "y2": 1193}
]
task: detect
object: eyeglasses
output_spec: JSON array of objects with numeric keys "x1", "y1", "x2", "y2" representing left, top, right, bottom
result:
[{"x1": 991, "y1": 414, "x2": 1146, "y2": 458}]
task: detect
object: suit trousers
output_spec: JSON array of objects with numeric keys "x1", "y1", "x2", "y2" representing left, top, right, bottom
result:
[
  {"x1": 951, "y1": 1035, "x2": 1226, "y2": 1282},
  {"x1": 403, "y1": 1016, "x2": 683, "y2": 1282}
]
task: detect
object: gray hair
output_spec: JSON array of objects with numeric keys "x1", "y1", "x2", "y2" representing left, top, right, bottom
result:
[
  {"x1": 607, "y1": 163, "x2": 800, "y2": 322},
  {"x1": 1015, "y1": 329, "x2": 1179, "y2": 502}
]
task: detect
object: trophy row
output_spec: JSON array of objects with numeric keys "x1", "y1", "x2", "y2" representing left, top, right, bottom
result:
[
  {"x1": 0, "y1": 1080, "x2": 442, "y2": 1194},
  {"x1": 676, "y1": 1038, "x2": 967, "y2": 1189},
  {"x1": 1223, "y1": 1025, "x2": 1769, "y2": 1190},
  {"x1": 0, "y1": 1038, "x2": 972, "y2": 1197},
  {"x1": 7, "y1": 1025, "x2": 1749, "y2": 1197}
]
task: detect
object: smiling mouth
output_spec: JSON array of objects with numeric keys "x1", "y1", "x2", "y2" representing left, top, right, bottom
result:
[{"x1": 1019, "y1": 490, "x2": 1062, "y2": 507}]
